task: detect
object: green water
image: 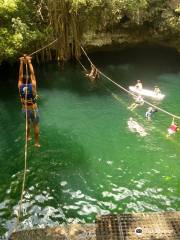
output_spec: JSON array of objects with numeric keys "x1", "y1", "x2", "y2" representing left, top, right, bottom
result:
[{"x1": 0, "y1": 46, "x2": 180, "y2": 236}]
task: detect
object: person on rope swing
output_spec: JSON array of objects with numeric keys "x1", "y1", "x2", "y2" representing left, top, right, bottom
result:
[
  {"x1": 154, "y1": 85, "x2": 161, "y2": 95},
  {"x1": 18, "y1": 55, "x2": 40, "y2": 147},
  {"x1": 166, "y1": 118, "x2": 179, "y2": 137},
  {"x1": 86, "y1": 64, "x2": 99, "y2": 82},
  {"x1": 128, "y1": 95, "x2": 144, "y2": 111}
]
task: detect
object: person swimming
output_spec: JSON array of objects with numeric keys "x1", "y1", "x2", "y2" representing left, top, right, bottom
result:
[
  {"x1": 127, "y1": 117, "x2": 147, "y2": 136},
  {"x1": 145, "y1": 107, "x2": 157, "y2": 120},
  {"x1": 128, "y1": 95, "x2": 144, "y2": 111}
]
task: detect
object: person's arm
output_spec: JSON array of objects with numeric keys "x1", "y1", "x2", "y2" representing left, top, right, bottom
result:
[
  {"x1": 89, "y1": 65, "x2": 95, "y2": 77},
  {"x1": 18, "y1": 57, "x2": 24, "y2": 89},
  {"x1": 93, "y1": 67, "x2": 98, "y2": 79},
  {"x1": 27, "y1": 56, "x2": 37, "y2": 90}
]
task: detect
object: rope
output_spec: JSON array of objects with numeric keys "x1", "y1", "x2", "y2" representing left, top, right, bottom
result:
[
  {"x1": 80, "y1": 46, "x2": 93, "y2": 66},
  {"x1": 77, "y1": 59, "x2": 88, "y2": 72},
  {"x1": 29, "y1": 38, "x2": 58, "y2": 56},
  {"x1": 80, "y1": 46, "x2": 180, "y2": 120},
  {"x1": 14, "y1": 37, "x2": 56, "y2": 231},
  {"x1": 13, "y1": 63, "x2": 29, "y2": 232}
]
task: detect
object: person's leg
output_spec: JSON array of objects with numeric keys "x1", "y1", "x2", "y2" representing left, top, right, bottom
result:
[
  {"x1": 33, "y1": 123, "x2": 40, "y2": 147},
  {"x1": 131, "y1": 104, "x2": 138, "y2": 111},
  {"x1": 27, "y1": 120, "x2": 31, "y2": 141},
  {"x1": 24, "y1": 109, "x2": 31, "y2": 141},
  {"x1": 30, "y1": 109, "x2": 40, "y2": 147},
  {"x1": 128, "y1": 103, "x2": 134, "y2": 110},
  {"x1": 147, "y1": 113, "x2": 151, "y2": 121}
]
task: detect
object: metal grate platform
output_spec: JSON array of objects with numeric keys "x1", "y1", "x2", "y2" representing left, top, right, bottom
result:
[
  {"x1": 10, "y1": 211, "x2": 180, "y2": 239},
  {"x1": 96, "y1": 212, "x2": 180, "y2": 240}
]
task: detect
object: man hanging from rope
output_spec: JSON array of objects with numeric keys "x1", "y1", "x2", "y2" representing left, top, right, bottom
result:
[
  {"x1": 86, "y1": 64, "x2": 99, "y2": 82},
  {"x1": 18, "y1": 55, "x2": 40, "y2": 147}
]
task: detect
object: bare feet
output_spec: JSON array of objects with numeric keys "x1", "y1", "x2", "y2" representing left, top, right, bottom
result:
[
  {"x1": 34, "y1": 143, "x2": 41, "y2": 148},
  {"x1": 27, "y1": 137, "x2": 32, "y2": 141}
]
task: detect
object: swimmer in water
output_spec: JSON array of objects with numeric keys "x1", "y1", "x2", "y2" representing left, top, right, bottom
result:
[
  {"x1": 128, "y1": 95, "x2": 144, "y2": 111},
  {"x1": 127, "y1": 117, "x2": 147, "y2": 136},
  {"x1": 145, "y1": 107, "x2": 157, "y2": 121}
]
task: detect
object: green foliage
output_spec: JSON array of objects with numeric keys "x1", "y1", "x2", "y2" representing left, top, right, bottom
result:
[
  {"x1": 0, "y1": 0, "x2": 49, "y2": 63},
  {"x1": 70, "y1": 0, "x2": 149, "y2": 33},
  {"x1": 175, "y1": 7, "x2": 180, "y2": 14},
  {"x1": 0, "y1": 0, "x2": 19, "y2": 13},
  {"x1": 1, "y1": 0, "x2": 180, "y2": 63}
]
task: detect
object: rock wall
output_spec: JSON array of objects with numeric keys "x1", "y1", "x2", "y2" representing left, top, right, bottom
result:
[{"x1": 80, "y1": 0, "x2": 180, "y2": 52}]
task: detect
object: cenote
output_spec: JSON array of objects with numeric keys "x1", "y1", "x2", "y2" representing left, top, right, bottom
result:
[{"x1": 0, "y1": 46, "x2": 180, "y2": 237}]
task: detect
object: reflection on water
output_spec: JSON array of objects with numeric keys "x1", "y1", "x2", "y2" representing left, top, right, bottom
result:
[{"x1": 0, "y1": 46, "x2": 180, "y2": 238}]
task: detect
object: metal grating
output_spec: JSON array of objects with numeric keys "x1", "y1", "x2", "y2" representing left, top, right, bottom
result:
[
  {"x1": 96, "y1": 212, "x2": 180, "y2": 240},
  {"x1": 10, "y1": 212, "x2": 180, "y2": 240}
]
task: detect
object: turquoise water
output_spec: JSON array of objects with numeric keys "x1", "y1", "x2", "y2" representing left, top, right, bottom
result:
[{"x1": 0, "y1": 46, "x2": 180, "y2": 237}]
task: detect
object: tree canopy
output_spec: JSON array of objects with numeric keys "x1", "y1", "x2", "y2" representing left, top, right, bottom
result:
[{"x1": 0, "y1": 0, "x2": 180, "y2": 63}]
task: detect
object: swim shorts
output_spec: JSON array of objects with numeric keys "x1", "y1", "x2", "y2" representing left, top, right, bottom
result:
[{"x1": 22, "y1": 108, "x2": 40, "y2": 124}]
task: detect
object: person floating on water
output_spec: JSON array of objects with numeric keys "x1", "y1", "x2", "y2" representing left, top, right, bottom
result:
[
  {"x1": 135, "y1": 80, "x2": 143, "y2": 90},
  {"x1": 145, "y1": 107, "x2": 158, "y2": 121},
  {"x1": 154, "y1": 86, "x2": 161, "y2": 95},
  {"x1": 166, "y1": 118, "x2": 179, "y2": 137},
  {"x1": 86, "y1": 64, "x2": 99, "y2": 81},
  {"x1": 127, "y1": 117, "x2": 147, "y2": 136},
  {"x1": 128, "y1": 95, "x2": 144, "y2": 111},
  {"x1": 18, "y1": 55, "x2": 40, "y2": 147}
]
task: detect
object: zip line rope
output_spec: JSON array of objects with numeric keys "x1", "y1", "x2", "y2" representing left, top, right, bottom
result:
[
  {"x1": 14, "y1": 39, "x2": 58, "y2": 233},
  {"x1": 29, "y1": 38, "x2": 58, "y2": 56},
  {"x1": 77, "y1": 59, "x2": 88, "y2": 72},
  {"x1": 80, "y1": 46, "x2": 180, "y2": 120},
  {"x1": 13, "y1": 63, "x2": 29, "y2": 233}
]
